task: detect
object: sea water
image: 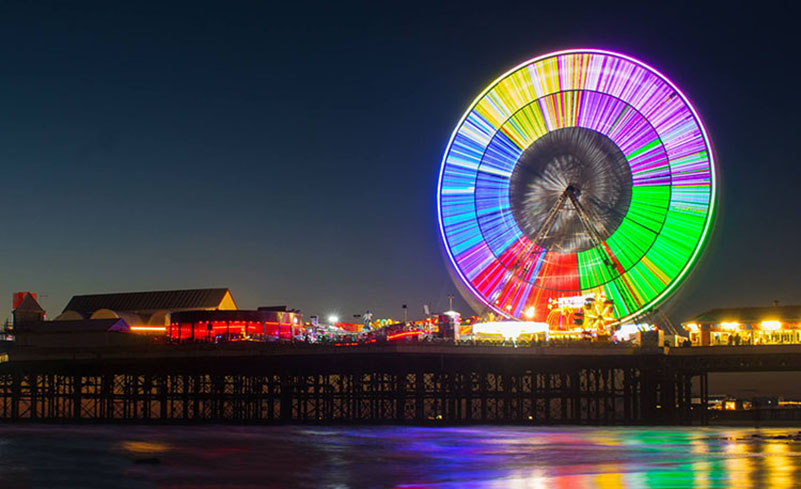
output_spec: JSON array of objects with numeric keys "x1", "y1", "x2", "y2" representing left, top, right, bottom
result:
[{"x1": 0, "y1": 425, "x2": 799, "y2": 488}]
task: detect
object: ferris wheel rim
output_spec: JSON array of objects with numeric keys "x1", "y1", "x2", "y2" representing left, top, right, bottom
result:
[{"x1": 436, "y1": 48, "x2": 717, "y2": 324}]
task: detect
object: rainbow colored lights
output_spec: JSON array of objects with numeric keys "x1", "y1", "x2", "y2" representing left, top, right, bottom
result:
[{"x1": 437, "y1": 49, "x2": 716, "y2": 324}]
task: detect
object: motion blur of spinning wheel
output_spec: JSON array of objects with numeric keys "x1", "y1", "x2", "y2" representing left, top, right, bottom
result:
[{"x1": 437, "y1": 49, "x2": 716, "y2": 328}]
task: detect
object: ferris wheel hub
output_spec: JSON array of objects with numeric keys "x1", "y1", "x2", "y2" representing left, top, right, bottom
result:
[{"x1": 509, "y1": 126, "x2": 632, "y2": 254}]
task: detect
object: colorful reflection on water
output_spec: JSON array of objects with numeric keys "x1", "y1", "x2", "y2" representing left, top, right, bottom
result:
[{"x1": 0, "y1": 425, "x2": 800, "y2": 488}]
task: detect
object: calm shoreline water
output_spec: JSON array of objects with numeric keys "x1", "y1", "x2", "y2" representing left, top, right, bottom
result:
[{"x1": 1, "y1": 425, "x2": 800, "y2": 488}]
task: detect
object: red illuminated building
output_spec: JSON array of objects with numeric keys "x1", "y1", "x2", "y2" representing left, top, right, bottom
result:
[{"x1": 169, "y1": 307, "x2": 302, "y2": 343}]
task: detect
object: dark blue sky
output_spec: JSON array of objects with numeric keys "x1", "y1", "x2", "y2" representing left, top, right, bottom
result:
[{"x1": 0, "y1": 1, "x2": 798, "y2": 322}]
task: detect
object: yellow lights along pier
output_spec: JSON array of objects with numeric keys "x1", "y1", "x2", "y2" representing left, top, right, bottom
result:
[{"x1": 683, "y1": 306, "x2": 801, "y2": 346}]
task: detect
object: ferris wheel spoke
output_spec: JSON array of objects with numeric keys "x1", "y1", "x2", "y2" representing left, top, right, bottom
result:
[
  {"x1": 506, "y1": 186, "x2": 573, "y2": 277},
  {"x1": 531, "y1": 187, "x2": 572, "y2": 248},
  {"x1": 566, "y1": 191, "x2": 607, "y2": 252},
  {"x1": 579, "y1": 197, "x2": 614, "y2": 239}
]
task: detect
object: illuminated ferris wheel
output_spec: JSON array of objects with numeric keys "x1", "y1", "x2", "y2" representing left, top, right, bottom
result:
[{"x1": 437, "y1": 49, "x2": 716, "y2": 326}]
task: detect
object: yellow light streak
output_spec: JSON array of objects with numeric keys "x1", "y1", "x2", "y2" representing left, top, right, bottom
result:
[{"x1": 130, "y1": 326, "x2": 167, "y2": 332}]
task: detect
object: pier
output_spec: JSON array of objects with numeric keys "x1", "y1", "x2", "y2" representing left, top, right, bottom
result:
[{"x1": 2, "y1": 344, "x2": 799, "y2": 425}]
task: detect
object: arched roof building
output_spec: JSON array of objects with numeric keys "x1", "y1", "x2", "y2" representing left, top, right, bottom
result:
[{"x1": 54, "y1": 288, "x2": 238, "y2": 331}]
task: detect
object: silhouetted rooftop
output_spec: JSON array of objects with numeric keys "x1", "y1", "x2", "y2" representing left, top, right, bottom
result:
[
  {"x1": 13, "y1": 293, "x2": 44, "y2": 313},
  {"x1": 63, "y1": 288, "x2": 232, "y2": 317}
]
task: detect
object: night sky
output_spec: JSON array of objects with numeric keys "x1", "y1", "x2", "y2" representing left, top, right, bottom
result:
[{"x1": 0, "y1": 1, "x2": 798, "y2": 324}]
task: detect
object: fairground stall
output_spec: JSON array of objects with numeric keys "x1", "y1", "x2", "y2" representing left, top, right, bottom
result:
[
  {"x1": 169, "y1": 308, "x2": 302, "y2": 343},
  {"x1": 682, "y1": 306, "x2": 801, "y2": 346}
]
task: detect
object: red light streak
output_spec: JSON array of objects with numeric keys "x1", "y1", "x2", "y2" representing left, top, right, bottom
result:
[{"x1": 387, "y1": 331, "x2": 423, "y2": 341}]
